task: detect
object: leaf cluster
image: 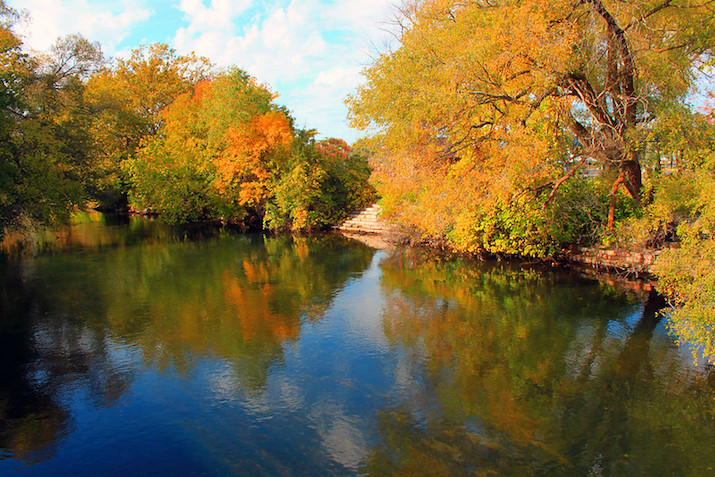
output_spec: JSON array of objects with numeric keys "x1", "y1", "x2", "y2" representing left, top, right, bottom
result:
[
  {"x1": 0, "y1": 7, "x2": 100, "y2": 237},
  {"x1": 348, "y1": 0, "x2": 715, "y2": 255}
]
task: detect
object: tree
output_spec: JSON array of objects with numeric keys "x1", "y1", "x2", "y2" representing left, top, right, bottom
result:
[
  {"x1": 26, "y1": 34, "x2": 104, "y2": 193},
  {"x1": 216, "y1": 109, "x2": 293, "y2": 210},
  {"x1": 650, "y1": 119, "x2": 715, "y2": 361},
  {"x1": 348, "y1": 0, "x2": 715, "y2": 252},
  {"x1": 124, "y1": 68, "x2": 287, "y2": 224},
  {"x1": 265, "y1": 135, "x2": 376, "y2": 230},
  {"x1": 0, "y1": 4, "x2": 99, "y2": 238},
  {"x1": 84, "y1": 44, "x2": 212, "y2": 208},
  {"x1": 41, "y1": 34, "x2": 103, "y2": 83}
]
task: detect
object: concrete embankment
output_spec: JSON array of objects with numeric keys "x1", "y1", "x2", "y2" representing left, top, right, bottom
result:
[
  {"x1": 335, "y1": 204, "x2": 392, "y2": 235},
  {"x1": 334, "y1": 204, "x2": 403, "y2": 249}
]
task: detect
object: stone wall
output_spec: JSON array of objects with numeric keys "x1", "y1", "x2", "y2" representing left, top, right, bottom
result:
[
  {"x1": 569, "y1": 246, "x2": 664, "y2": 276},
  {"x1": 337, "y1": 207, "x2": 670, "y2": 285}
]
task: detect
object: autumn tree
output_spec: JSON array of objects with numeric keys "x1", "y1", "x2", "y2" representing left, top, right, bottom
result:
[
  {"x1": 349, "y1": 0, "x2": 715, "y2": 254},
  {"x1": 84, "y1": 44, "x2": 211, "y2": 208},
  {"x1": 216, "y1": 109, "x2": 293, "y2": 213},
  {"x1": 125, "y1": 68, "x2": 289, "y2": 224},
  {"x1": 265, "y1": 135, "x2": 375, "y2": 230}
]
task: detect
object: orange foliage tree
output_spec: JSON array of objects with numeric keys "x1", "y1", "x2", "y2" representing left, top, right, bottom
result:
[
  {"x1": 216, "y1": 111, "x2": 293, "y2": 208},
  {"x1": 124, "y1": 68, "x2": 288, "y2": 224}
]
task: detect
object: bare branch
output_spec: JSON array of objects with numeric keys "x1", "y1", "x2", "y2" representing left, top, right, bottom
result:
[
  {"x1": 625, "y1": 0, "x2": 673, "y2": 31},
  {"x1": 542, "y1": 155, "x2": 588, "y2": 208}
]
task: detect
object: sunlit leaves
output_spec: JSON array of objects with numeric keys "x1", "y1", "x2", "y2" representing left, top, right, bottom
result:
[
  {"x1": 348, "y1": 0, "x2": 715, "y2": 255},
  {"x1": 654, "y1": 150, "x2": 715, "y2": 361},
  {"x1": 216, "y1": 111, "x2": 293, "y2": 207},
  {"x1": 83, "y1": 43, "x2": 212, "y2": 208}
]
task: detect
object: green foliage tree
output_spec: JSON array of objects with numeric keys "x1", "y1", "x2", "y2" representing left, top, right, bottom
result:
[
  {"x1": 0, "y1": 2, "x2": 101, "y2": 238},
  {"x1": 348, "y1": 0, "x2": 715, "y2": 256},
  {"x1": 592, "y1": 102, "x2": 715, "y2": 360},
  {"x1": 27, "y1": 34, "x2": 104, "y2": 195},
  {"x1": 265, "y1": 135, "x2": 376, "y2": 230},
  {"x1": 652, "y1": 148, "x2": 715, "y2": 361}
]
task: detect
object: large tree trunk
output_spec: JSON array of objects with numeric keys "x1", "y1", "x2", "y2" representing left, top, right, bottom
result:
[
  {"x1": 621, "y1": 157, "x2": 642, "y2": 205},
  {"x1": 607, "y1": 153, "x2": 642, "y2": 230}
]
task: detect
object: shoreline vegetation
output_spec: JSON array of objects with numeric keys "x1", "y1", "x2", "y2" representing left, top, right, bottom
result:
[{"x1": 1, "y1": 1, "x2": 714, "y2": 360}]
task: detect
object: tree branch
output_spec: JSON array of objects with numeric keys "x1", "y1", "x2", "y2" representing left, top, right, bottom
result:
[
  {"x1": 625, "y1": 0, "x2": 673, "y2": 31},
  {"x1": 585, "y1": 0, "x2": 637, "y2": 125}
]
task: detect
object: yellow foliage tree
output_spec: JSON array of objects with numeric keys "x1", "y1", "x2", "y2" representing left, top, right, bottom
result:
[
  {"x1": 84, "y1": 43, "x2": 212, "y2": 208},
  {"x1": 349, "y1": 0, "x2": 715, "y2": 253}
]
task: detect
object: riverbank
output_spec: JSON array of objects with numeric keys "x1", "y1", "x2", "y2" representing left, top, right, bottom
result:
[
  {"x1": 335, "y1": 205, "x2": 667, "y2": 287},
  {"x1": 567, "y1": 246, "x2": 669, "y2": 278}
]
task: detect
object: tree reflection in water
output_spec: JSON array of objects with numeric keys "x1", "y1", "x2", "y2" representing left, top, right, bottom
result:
[
  {"x1": 367, "y1": 249, "x2": 715, "y2": 476},
  {"x1": 0, "y1": 260, "x2": 132, "y2": 462},
  {"x1": 0, "y1": 219, "x2": 376, "y2": 463},
  {"x1": 1, "y1": 217, "x2": 713, "y2": 474}
]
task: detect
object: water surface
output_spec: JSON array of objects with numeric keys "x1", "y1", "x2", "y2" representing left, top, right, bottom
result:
[{"x1": 1, "y1": 215, "x2": 713, "y2": 475}]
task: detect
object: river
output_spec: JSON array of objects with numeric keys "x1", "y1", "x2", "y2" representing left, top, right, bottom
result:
[{"x1": 0, "y1": 213, "x2": 713, "y2": 475}]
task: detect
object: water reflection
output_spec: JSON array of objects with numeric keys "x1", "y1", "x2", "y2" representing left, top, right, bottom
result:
[
  {"x1": 0, "y1": 263, "x2": 69, "y2": 463},
  {"x1": 368, "y1": 249, "x2": 715, "y2": 475},
  {"x1": 1, "y1": 217, "x2": 713, "y2": 475},
  {"x1": 0, "y1": 217, "x2": 376, "y2": 466}
]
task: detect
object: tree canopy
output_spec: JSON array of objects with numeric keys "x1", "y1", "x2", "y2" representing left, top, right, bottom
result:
[
  {"x1": 125, "y1": 68, "x2": 373, "y2": 229},
  {"x1": 124, "y1": 69, "x2": 289, "y2": 223},
  {"x1": 0, "y1": 2, "x2": 101, "y2": 237},
  {"x1": 349, "y1": 0, "x2": 715, "y2": 254}
]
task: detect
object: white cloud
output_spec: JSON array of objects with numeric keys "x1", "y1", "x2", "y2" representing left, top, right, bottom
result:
[
  {"x1": 175, "y1": 1, "x2": 330, "y2": 84},
  {"x1": 278, "y1": 65, "x2": 362, "y2": 137},
  {"x1": 10, "y1": 0, "x2": 398, "y2": 141},
  {"x1": 175, "y1": 0, "x2": 251, "y2": 40},
  {"x1": 172, "y1": 0, "x2": 397, "y2": 141},
  {"x1": 10, "y1": 0, "x2": 152, "y2": 55},
  {"x1": 315, "y1": 66, "x2": 362, "y2": 88}
]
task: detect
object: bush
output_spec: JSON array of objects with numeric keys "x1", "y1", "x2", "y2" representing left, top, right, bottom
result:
[
  {"x1": 449, "y1": 176, "x2": 623, "y2": 258},
  {"x1": 653, "y1": 151, "x2": 715, "y2": 361}
]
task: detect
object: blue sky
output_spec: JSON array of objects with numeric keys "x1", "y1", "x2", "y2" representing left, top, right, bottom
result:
[{"x1": 9, "y1": 0, "x2": 397, "y2": 142}]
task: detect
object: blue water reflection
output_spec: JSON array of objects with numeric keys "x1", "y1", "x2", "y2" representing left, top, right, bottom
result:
[{"x1": 0, "y1": 216, "x2": 712, "y2": 475}]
